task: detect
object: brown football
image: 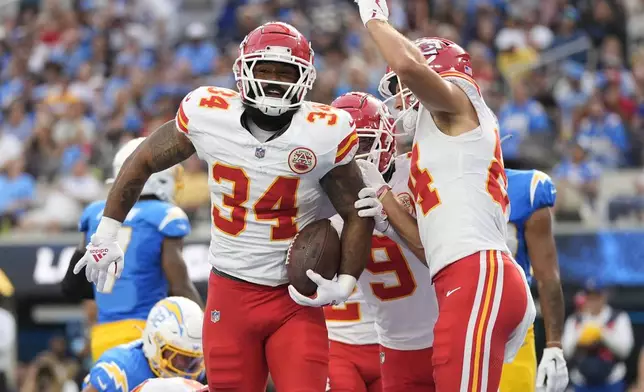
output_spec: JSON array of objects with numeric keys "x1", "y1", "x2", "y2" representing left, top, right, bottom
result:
[{"x1": 286, "y1": 219, "x2": 342, "y2": 297}]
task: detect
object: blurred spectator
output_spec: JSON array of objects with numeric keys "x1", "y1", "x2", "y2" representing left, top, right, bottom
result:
[
  {"x1": 550, "y1": 6, "x2": 589, "y2": 65},
  {"x1": 18, "y1": 150, "x2": 101, "y2": 232},
  {"x1": 553, "y1": 143, "x2": 601, "y2": 221},
  {"x1": 2, "y1": 100, "x2": 34, "y2": 142},
  {"x1": 495, "y1": 7, "x2": 539, "y2": 82},
  {"x1": 51, "y1": 99, "x2": 95, "y2": 148},
  {"x1": 499, "y1": 81, "x2": 551, "y2": 167},
  {"x1": 562, "y1": 280, "x2": 634, "y2": 392},
  {"x1": 175, "y1": 22, "x2": 218, "y2": 77},
  {"x1": 0, "y1": 157, "x2": 36, "y2": 231},
  {"x1": 576, "y1": 94, "x2": 629, "y2": 168},
  {"x1": 19, "y1": 353, "x2": 78, "y2": 392},
  {"x1": 554, "y1": 61, "x2": 591, "y2": 140},
  {"x1": 0, "y1": 0, "x2": 640, "y2": 232},
  {"x1": 0, "y1": 124, "x2": 22, "y2": 172}
]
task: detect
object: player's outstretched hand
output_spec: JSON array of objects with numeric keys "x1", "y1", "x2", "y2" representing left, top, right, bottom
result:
[
  {"x1": 536, "y1": 347, "x2": 569, "y2": 392},
  {"x1": 355, "y1": 188, "x2": 389, "y2": 232},
  {"x1": 73, "y1": 217, "x2": 125, "y2": 293},
  {"x1": 288, "y1": 271, "x2": 356, "y2": 307},
  {"x1": 354, "y1": 0, "x2": 389, "y2": 26}
]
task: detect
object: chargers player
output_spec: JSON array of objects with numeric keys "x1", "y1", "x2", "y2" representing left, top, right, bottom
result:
[
  {"x1": 73, "y1": 21, "x2": 375, "y2": 392},
  {"x1": 500, "y1": 169, "x2": 569, "y2": 392},
  {"x1": 81, "y1": 297, "x2": 204, "y2": 392},
  {"x1": 133, "y1": 378, "x2": 205, "y2": 392},
  {"x1": 324, "y1": 286, "x2": 381, "y2": 392},
  {"x1": 353, "y1": 2, "x2": 536, "y2": 390},
  {"x1": 62, "y1": 138, "x2": 203, "y2": 362},
  {"x1": 330, "y1": 92, "x2": 438, "y2": 392}
]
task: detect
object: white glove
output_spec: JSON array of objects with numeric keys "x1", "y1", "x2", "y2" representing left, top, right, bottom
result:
[
  {"x1": 288, "y1": 272, "x2": 356, "y2": 307},
  {"x1": 536, "y1": 347, "x2": 569, "y2": 392},
  {"x1": 73, "y1": 217, "x2": 125, "y2": 293},
  {"x1": 355, "y1": 0, "x2": 389, "y2": 26},
  {"x1": 357, "y1": 160, "x2": 387, "y2": 190},
  {"x1": 355, "y1": 188, "x2": 389, "y2": 232}
]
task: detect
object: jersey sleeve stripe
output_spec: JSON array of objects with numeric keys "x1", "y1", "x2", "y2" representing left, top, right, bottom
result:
[
  {"x1": 440, "y1": 71, "x2": 482, "y2": 96},
  {"x1": 335, "y1": 130, "x2": 358, "y2": 163},
  {"x1": 176, "y1": 104, "x2": 190, "y2": 134}
]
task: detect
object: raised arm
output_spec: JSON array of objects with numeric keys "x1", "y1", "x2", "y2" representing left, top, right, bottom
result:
[
  {"x1": 361, "y1": 20, "x2": 469, "y2": 115},
  {"x1": 103, "y1": 121, "x2": 195, "y2": 222},
  {"x1": 320, "y1": 160, "x2": 375, "y2": 278}
]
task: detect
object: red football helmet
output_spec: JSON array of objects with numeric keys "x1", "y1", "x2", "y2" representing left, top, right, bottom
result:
[
  {"x1": 331, "y1": 92, "x2": 396, "y2": 174},
  {"x1": 378, "y1": 37, "x2": 473, "y2": 99},
  {"x1": 233, "y1": 22, "x2": 316, "y2": 116}
]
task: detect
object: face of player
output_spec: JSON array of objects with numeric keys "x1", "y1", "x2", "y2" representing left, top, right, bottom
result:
[
  {"x1": 252, "y1": 61, "x2": 300, "y2": 99},
  {"x1": 161, "y1": 347, "x2": 204, "y2": 378}
]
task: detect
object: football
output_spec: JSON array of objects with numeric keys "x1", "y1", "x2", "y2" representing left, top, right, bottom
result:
[{"x1": 286, "y1": 219, "x2": 342, "y2": 297}]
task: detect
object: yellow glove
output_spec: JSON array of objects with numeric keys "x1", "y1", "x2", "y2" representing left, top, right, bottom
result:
[{"x1": 578, "y1": 323, "x2": 602, "y2": 346}]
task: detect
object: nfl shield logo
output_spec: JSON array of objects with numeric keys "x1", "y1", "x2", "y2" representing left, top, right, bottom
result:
[
  {"x1": 211, "y1": 310, "x2": 220, "y2": 323},
  {"x1": 255, "y1": 147, "x2": 266, "y2": 159},
  {"x1": 464, "y1": 65, "x2": 473, "y2": 76},
  {"x1": 380, "y1": 351, "x2": 385, "y2": 364}
]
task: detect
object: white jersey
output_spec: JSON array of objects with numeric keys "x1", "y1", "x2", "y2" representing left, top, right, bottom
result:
[
  {"x1": 177, "y1": 86, "x2": 358, "y2": 286},
  {"x1": 324, "y1": 285, "x2": 379, "y2": 346},
  {"x1": 411, "y1": 72, "x2": 510, "y2": 279},
  {"x1": 133, "y1": 378, "x2": 205, "y2": 392},
  {"x1": 330, "y1": 154, "x2": 438, "y2": 351}
]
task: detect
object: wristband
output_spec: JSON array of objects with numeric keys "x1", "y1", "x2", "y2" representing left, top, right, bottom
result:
[
  {"x1": 96, "y1": 216, "x2": 122, "y2": 240},
  {"x1": 376, "y1": 185, "x2": 391, "y2": 201}
]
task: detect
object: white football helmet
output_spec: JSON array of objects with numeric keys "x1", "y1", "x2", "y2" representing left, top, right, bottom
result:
[
  {"x1": 142, "y1": 297, "x2": 204, "y2": 380},
  {"x1": 106, "y1": 138, "x2": 184, "y2": 202}
]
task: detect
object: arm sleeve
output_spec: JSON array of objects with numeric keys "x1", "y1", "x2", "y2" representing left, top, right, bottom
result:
[
  {"x1": 88, "y1": 360, "x2": 130, "y2": 392},
  {"x1": 175, "y1": 86, "x2": 239, "y2": 160},
  {"x1": 530, "y1": 171, "x2": 557, "y2": 209},
  {"x1": 156, "y1": 206, "x2": 191, "y2": 238}
]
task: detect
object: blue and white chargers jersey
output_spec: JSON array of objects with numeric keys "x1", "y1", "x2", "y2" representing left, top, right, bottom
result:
[
  {"x1": 505, "y1": 169, "x2": 557, "y2": 283},
  {"x1": 79, "y1": 199, "x2": 191, "y2": 323},
  {"x1": 83, "y1": 340, "x2": 154, "y2": 392}
]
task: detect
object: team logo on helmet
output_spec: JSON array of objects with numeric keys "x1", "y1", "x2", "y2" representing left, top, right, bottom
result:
[
  {"x1": 288, "y1": 147, "x2": 317, "y2": 174},
  {"x1": 396, "y1": 192, "x2": 416, "y2": 217}
]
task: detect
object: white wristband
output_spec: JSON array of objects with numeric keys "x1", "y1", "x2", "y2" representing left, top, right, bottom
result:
[{"x1": 96, "y1": 216, "x2": 122, "y2": 240}]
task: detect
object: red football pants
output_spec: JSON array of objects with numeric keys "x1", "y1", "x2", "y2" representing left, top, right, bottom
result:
[
  {"x1": 328, "y1": 340, "x2": 381, "y2": 392},
  {"x1": 203, "y1": 272, "x2": 329, "y2": 392},
  {"x1": 380, "y1": 346, "x2": 435, "y2": 392},
  {"x1": 431, "y1": 250, "x2": 529, "y2": 392}
]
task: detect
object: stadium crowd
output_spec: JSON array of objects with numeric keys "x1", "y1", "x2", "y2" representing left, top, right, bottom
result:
[
  {"x1": 1, "y1": 0, "x2": 644, "y2": 390},
  {"x1": 1, "y1": 0, "x2": 644, "y2": 237}
]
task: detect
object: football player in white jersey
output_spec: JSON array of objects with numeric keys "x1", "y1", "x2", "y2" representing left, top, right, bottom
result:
[
  {"x1": 324, "y1": 286, "x2": 381, "y2": 391},
  {"x1": 73, "y1": 22, "x2": 375, "y2": 392},
  {"x1": 353, "y1": 2, "x2": 537, "y2": 391},
  {"x1": 330, "y1": 92, "x2": 438, "y2": 392}
]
